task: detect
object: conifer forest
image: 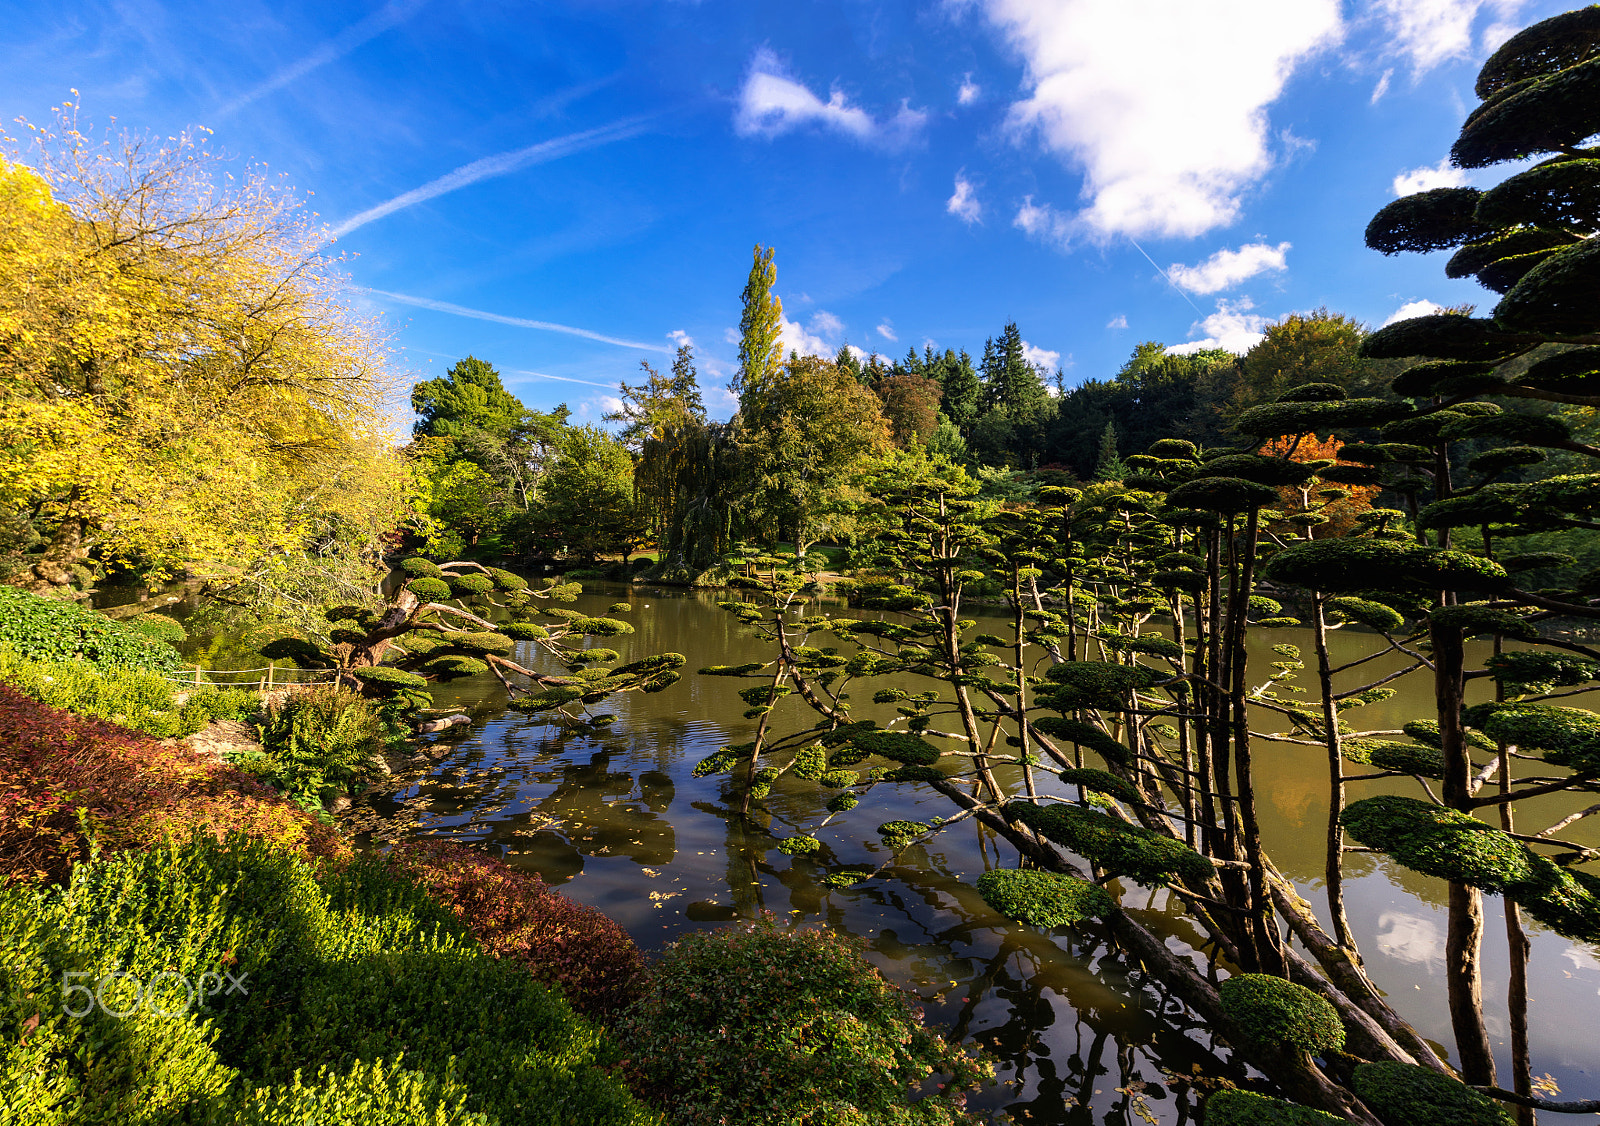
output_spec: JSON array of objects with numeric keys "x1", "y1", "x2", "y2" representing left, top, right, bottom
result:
[{"x1": 2, "y1": 7, "x2": 1600, "y2": 1126}]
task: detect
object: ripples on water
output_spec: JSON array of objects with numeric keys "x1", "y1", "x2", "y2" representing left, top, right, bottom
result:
[{"x1": 330, "y1": 582, "x2": 1599, "y2": 1122}]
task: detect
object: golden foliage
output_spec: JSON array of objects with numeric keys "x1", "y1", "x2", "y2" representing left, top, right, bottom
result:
[{"x1": 0, "y1": 107, "x2": 408, "y2": 581}]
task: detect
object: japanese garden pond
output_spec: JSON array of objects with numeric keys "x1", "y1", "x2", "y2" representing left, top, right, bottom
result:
[{"x1": 185, "y1": 580, "x2": 1600, "y2": 1124}]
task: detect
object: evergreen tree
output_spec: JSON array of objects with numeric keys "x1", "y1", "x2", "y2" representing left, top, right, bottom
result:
[
  {"x1": 608, "y1": 344, "x2": 706, "y2": 452},
  {"x1": 1092, "y1": 421, "x2": 1124, "y2": 480},
  {"x1": 835, "y1": 343, "x2": 865, "y2": 384},
  {"x1": 411, "y1": 355, "x2": 526, "y2": 439},
  {"x1": 934, "y1": 348, "x2": 982, "y2": 433},
  {"x1": 994, "y1": 322, "x2": 1051, "y2": 422},
  {"x1": 735, "y1": 245, "x2": 784, "y2": 410}
]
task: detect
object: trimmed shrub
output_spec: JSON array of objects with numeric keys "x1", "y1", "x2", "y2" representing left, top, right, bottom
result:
[
  {"x1": 1007, "y1": 801, "x2": 1214, "y2": 886},
  {"x1": 0, "y1": 684, "x2": 345, "y2": 885},
  {"x1": 615, "y1": 915, "x2": 993, "y2": 1126},
  {"x1": 399, "y1": 556, "x2": 445, "y2": 578},
  {"x1": 406, "y1": 576, "x2": 452, "y2": 603},
  {"x1": 223, "y1": 1057, "x2": 490, "y2": 1125},
  {"x1": 1218, "y1": 974, "x2": 1345, "y2": 1056},
  {"x1": 444, "y1": 572, "x2": 495, "y2": 597},
  {"x1": 378, "y1": 838, "x2": 646, "y2": 1019},
  {"x1": 0, "y1": 585, "x2": 183, "y2": 673},
  {"x1": 1205, "y1": 1090, "x2": 1345, "y2": 1126},
  {"x1": 975, "y1": 869, "x2": 1112, "y2": 928},
  {"x1": 1352, "y1": 1062, "x2": 1513, "y2": 1126},
  {"x1": 127, "y1": 612, "x2": 187, "y2": 644},
  {"x1": 1342, "y1": 796, "x2": 1540, "y2": 894}
]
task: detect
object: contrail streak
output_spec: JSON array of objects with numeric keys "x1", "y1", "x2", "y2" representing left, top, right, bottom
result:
[
  {"x1": 330, "y1": 116, "x2": 651, "y2": 238},
  {"x1": 510, "y1": 370, "x2": 625, "y2": 390},
  {"x1": 360, "y1": 287, "x2": 670, "y2": 353},
  {"x1": 217, "y1": 0, "x2": 428, "y2": 119}
]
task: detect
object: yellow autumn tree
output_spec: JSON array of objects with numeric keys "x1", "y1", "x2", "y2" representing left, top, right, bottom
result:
[{"x1": 0, "y1": 107, "x2": 409, "y2": 592}]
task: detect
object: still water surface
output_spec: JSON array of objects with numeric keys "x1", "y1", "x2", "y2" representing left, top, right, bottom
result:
[{"x1": 208, "y1": 581, "x2": 1600, "y2": 1121}]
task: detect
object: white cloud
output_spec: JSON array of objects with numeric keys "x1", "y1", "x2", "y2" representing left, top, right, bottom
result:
[
  {"x1": 1371, "y1": 0, "x2": 1527, "y2": 76},
  {"x1": 1166, "y1": 297, "x2": 1271, "y2": 355},
  {"x1": 735, "y1": 49, "x2": 927, "y2": 148},
  {"x1": 1169, "y1": 241, "x2": 1291, "y2": 295},
  {"x1": 1370, "y1": 68, "x2": 1394, "y2": 103},
  {"x1": 779, "y1": 310, "x2": 845, "y2": 358},
  {"x1": 667, "y1": 329, "x2": 694, "y2": 350},
  {"x1": 876, "y1": 321, "x2": 898, "y2": 342},
  {"x1": 846, "y1": 344, "x2": 869, "y2": 362},
  {"x1": 958, "y1": 75, "x2": 981, "y2": 105},
  {"x1": 331, "y1": 116, "x2": 652, "y2": 238},
  {"x1": 1375, "y1": 910, "x2": 1445, "y2": 969},
  {"x1": 810, "y1": 310, "x2": 845, "y2": 337},
  {"x1": 1022, "y1": 341, "x2": 1060, "y2": 371},
  {"x1": 723, "y1": 326, "x2": 740, "y2": 345},
  {"x1": 947, "y1": 173, "x2": 982, "y2": 224},
  {"x1": 980, "y1": 0, "x2": 1342, "y2": 242},
  {"x1": 362, "y1": 289, "x2": 670, "y2": 351},
  {"x1": 1392, "y1": 158, "x2": 1467, "y2": 196},
  {"x1": 1383, "y1": 298, "x2": 1444, "y2": 325},
  {"x1": 1482, "y1": 19, "x2": 1520, "y2": 52},
  {"x1": 598, "y1": 394, "x2": 624, "y2": 415},
  {"x1": 1107, "y1": 314, "x2": 1128, "y2": 330},
  {"x1": 1013, "y1": 196, "x2": 1074, "y2": 247}
]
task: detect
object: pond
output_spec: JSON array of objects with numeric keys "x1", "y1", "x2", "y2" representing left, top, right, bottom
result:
[{"x1": 204, "y1": 580, "x2": 1600, "y2": 1123}]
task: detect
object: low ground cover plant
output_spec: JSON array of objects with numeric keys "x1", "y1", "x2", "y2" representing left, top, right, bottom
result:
[
  {"x1": 0, "y1": 585, "x2": 184, "y2": 673},
  {"x1": 381, "y1": 837, "x2": 647, "y2": 1019},
  {"x1": 0, "y1": 683, "x2": 345, "y2": 885}
]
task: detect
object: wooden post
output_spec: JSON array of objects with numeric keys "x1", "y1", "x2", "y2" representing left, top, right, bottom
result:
[{"x1": 194, "y1": 667, "x2": 202, "y2": 689}]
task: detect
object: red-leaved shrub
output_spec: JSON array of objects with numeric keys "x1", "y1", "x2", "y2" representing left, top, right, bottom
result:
[
  {"x1": 0, "y1": 683, "x2": 347, "y2": 885},
  {"x1": 381, "y1": 837, "x2": 646, "y2": 1018}
]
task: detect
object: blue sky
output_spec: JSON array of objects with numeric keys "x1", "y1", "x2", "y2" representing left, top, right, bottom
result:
[{"x1": 0, "y1": 0, "x2": 1570, "y2": 422}]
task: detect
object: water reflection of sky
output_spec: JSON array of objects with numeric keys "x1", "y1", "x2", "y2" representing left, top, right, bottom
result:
[{"x1": 351, "y1": 583, "x2": 1599, "y2": 1120}]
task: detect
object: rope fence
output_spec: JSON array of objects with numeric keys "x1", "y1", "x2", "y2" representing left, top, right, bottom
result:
[{"x1": 160, "y1": 664, "x2": 340, "y2": 690}]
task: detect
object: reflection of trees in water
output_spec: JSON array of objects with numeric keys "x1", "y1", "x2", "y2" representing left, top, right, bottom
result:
[{"x1": 792, "y1": 843, "x2": 1238, "y2": 1126}]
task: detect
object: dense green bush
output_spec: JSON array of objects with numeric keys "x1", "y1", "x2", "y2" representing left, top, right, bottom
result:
[
  {"x1": 0, "y1": 834, "x2": 651, "y2": 1126},
  {"x1": 616, "y1": 915, "x2": 992, "y2": 1125},
  {"x1": 1217, "y1": 974, "x2": 1345, "y2": 1056},
  {"x1": 255, "y1": 684, "x2": 394, "y2": 804},
  {"x1": 975, "y1": 868, "x2": 1112, "y2": 928},
  {"x1": 1351, "y1": 1062, "x2": 1512, "y2": 1126},
  {"x1": 0, "y1": 585, "x2": 183, "y2": 673},
  {"x1": 0, "y1": 644, "x2": 255, "y2": 738},
  {"x1": 1204, "y1": 1089, "x2": 1344, "y2": 1126}
]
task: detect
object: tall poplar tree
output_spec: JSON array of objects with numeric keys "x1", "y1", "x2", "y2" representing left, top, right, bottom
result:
[{"x1": 735, "y1": 245, "x2": 784, "y2": 411}]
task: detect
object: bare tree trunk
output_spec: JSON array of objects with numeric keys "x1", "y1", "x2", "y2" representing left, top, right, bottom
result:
[
  {"x1": 1434, "y1": 618, "x2": 1497, "y2": 1086},
  {"x1": 1312, "y1": 594, "x2": 1356, "y2": 951}
]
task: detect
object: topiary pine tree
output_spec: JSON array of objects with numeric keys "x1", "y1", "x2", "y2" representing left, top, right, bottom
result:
[
  {"x1": 1347, "y1": 6, "x2": 1600, "y2": 1091},
  {"x1": 261, "y1": 559, "x2": 683, "y2": 728}
]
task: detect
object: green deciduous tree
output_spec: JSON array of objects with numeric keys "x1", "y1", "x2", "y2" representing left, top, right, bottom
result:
[
  {"x1": 735, "y1": 354, "x2": 890, "y2": 554},
  {"x1": 735, "y1": 245, "x2": 783, "y2": 409}
]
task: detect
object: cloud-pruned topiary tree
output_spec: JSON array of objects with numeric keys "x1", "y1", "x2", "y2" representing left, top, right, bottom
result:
[{"x1": 262, "y1": 557, "x2": 682, "y2": 727}]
